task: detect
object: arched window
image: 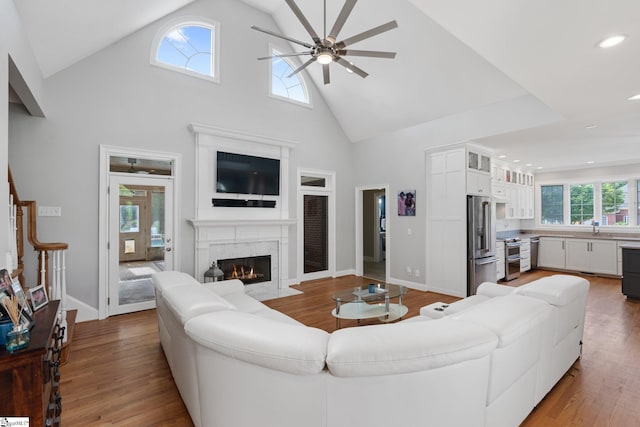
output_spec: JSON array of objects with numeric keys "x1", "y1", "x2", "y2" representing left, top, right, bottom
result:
[
  {"x1": 151, "y1": 18, "x2": 220, "y2": 82},
  {"x1": 270, "y1": 48, "x2": 310, "y2": 106}
]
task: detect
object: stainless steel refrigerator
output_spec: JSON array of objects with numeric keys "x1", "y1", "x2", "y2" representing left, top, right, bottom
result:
[{"x1": 467, "y1": 195, "x2": 497, "y2": 296}]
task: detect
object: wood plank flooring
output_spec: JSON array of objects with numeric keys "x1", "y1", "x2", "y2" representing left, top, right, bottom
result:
[{"x1": 60, "y1": 271, "x2": 640, "y2": 426}]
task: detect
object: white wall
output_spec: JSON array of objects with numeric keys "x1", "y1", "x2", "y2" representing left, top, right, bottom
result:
[
  {"x1": 8, "y1": 0, "x2": 355, "y2": 309},
  {"x1": 1, "y1": 0, "x2": 46, "y2": 269}
]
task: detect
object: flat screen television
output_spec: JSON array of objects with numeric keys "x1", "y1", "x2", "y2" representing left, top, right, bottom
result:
[{"x1": 216, "y1": 151, "x2": 280, "y2": 196}]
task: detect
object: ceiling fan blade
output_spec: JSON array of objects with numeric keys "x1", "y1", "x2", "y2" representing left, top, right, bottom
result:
[
  {"x1": 251, "y1": 25, "x2": 314, "y2": 49},
  {"x1": 285, "y1": 0, "x2": 321, "y2": 44},
  {"x1": 287, "y1": 57, "x2": 316, "y2": 78},
  {"x1": 257, "y1": 52, "x2": 313, "y2": 60},
  {"x1": 327, "y1": 0, "x2": 358, "y2": 43},
  {"x1": 336, "y1": 57, "x2": 368, "y2": 78},
  {"x1": 335, "y1": 20, "x2": 398, "y2": 49},
  {"x1": 337, "y1": 49, "x2": 396, "y2": 59},
  {"x1": 323, "y1": 64, "x2": 331, "y2": 85}
]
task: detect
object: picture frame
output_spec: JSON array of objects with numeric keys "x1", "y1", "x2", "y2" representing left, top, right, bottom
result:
[
  {"x1": 398, "y1": 190, "x2": 416, "y2": 217},
  {"x1": 12, "y1": 278, "x2": 32, "y2": 315},
  {"x1": 29, "y1": 284, "x2": 49, "y2": 311}
]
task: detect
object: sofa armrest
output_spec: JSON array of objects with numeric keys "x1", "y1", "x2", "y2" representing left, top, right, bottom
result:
[{"x1": 203, "y1": 279, "x2": 245, "y2": 297}]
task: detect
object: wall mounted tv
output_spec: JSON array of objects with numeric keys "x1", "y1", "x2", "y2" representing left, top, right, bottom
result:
[{"x1": 216, "y1": 151, "x2": 280, "y2": 196}]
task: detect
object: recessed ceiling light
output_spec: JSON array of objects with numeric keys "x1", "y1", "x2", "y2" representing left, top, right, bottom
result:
[
  {"x1": 513, "y1": 159, "x2": 521, "y2": 163},
  {"x1": 585, "y1": 124, "x2": 597, "y2": 129},
  {"x1": 597, "y1": 34, "x2": 626, "y2": 48},
  {"x1": 628, "y1": 93, "x2": 640, "y2": 101},
  {"x1": 525, "y1": 163, "x2": 533, "y2": 167},
  {"x1": 498, "y1": 155, "x2": 507, "y2": 159},
  {"x1": 536, "y1": 166, "x2": 543, "y2": 170},
  {"x1": 587, "y1": 161, "x2": 595, "y2": 164}
]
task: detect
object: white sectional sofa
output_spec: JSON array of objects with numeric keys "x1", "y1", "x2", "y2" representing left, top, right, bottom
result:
[{"x1": 153, "y1": 271, "x2": 589, "y2": 427}]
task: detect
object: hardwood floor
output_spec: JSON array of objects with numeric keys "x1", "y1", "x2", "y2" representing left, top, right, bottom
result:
[{"x1": 60, "y1": 271, "x2": 640, "y2": 426}]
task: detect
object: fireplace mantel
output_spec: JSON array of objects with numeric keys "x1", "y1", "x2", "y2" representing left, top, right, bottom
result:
[{"x1": 189, "y1": 219, "x2": 297, "y2": 228}]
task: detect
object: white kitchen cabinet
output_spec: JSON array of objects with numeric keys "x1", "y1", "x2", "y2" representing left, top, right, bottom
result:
[
  {"x1": 496, "y1": 240, "x2": 505, "y2": 280},
  {"x1": 467, "y1": 170, "x2": 491, "y2": 196},
  {"x1": 538, "y1": 237, "x2": 566, "y2": 269},
  {"x1": 520, "y1": 238, "x2": 531, "y2": 272},
  {"x1": 565, "y1": 238, "x2": 618, "y2": 275}
]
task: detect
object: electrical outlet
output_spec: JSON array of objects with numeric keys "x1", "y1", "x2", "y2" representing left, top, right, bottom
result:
[
  {"x1": 407, "y1": 228, "x2": 412, "y2": 235},
  {"x1": 415, "y1": 269, "x2": 420, "y2": 277},
  {"x1": 38, "y1": 206, "x2": 62, "y2": 217},
  {"x1": 406, "y1": 266, "x2": 412, "y2": 276}
]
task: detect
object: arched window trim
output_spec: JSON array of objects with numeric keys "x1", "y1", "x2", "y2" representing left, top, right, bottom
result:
[
  {"x1": 150, "y1": 16, "x2": 221, "y2": 83},
  {"x1": 268, "y1": 43, "x2": 312, "y2": 108}
]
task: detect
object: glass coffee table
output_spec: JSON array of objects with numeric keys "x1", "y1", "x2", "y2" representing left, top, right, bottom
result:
[{"x1": 331, "y1": 283, "x2": 408, "y2": 328}]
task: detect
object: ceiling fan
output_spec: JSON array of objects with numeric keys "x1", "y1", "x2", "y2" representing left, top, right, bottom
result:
[{"x1": 251, "y1": 0, "x2": 398, "y2": 84}]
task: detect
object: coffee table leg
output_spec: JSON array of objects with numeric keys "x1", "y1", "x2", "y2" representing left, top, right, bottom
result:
[
  {"x1": 399, "y1": 293, "x2": 404, "y2": 320},
  {"x1": 385, "y1": 295, "x2": 390, "y2": 321},
  {"x1": 336, "y1": 298, "x2": 341, "y2": 329}
]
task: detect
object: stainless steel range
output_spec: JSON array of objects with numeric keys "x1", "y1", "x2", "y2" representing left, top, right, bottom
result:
[{"x1": 504, "y1": 237, "x2": 521, "y2": 281}]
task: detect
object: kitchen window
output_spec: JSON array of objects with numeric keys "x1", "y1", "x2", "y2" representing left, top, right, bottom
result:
[
  {"x1": 601, "y1": 181, "x2": 628, "y2": 226},
  {"x1": 570, "y1": 184, "x2": 594, "y2": 225},
  {"x1": 541, "y1": 185, "x2": 564, "y2": 224}
]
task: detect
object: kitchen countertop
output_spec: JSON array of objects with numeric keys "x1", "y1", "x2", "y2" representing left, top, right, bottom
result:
[{"x1": 521, "y1": 231, "x2": 640, "y2": 242}]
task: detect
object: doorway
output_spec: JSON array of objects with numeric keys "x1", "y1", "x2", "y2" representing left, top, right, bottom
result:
[
  {"x1": 297, "y1": 169, "x2": 336, "y2": 282},
  {"x1": 356, "y1": 185, "x2": 390, "y2": 283},
  {"x1": 362, "y1": 189, "x2": 386, "y2": 281},
  {"x1": 99, "y1": 146, "x2": 180, "y2": 319},
  {"x1": 108, "y1": 176, "x2": 173, "y2": 315}
]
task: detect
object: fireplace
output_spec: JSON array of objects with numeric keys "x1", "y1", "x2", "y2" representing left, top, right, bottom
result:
[{"x1": 218, "y1": 255, "x2": 272, "y2": 285}]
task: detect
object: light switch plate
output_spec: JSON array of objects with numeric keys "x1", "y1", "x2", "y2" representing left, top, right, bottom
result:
[{"x1": 38, "y1": 206, "x2": 62, "y2": 217}]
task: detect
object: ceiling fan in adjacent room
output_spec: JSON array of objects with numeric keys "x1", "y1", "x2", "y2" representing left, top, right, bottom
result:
[{"x1": 251, "y1": 0, "x2": 398, "y2": 84}]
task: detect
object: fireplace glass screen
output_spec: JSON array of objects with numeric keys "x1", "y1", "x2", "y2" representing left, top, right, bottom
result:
[{"x1": 217, "y1": 255, "x2": 271, "y2": 285}]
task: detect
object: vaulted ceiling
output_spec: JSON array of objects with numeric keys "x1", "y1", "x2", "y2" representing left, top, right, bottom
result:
[{"x1": 12, "y1": 0, "x2": 640, "y2": 172}]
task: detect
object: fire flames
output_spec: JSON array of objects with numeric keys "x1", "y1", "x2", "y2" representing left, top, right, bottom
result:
[{"x1": 230, "y1": 264, "x2": 259, "y2": 280}]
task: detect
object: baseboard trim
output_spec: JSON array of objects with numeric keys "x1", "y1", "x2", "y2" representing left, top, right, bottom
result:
[
  {"x1": 65, "y1": 295, "x2": 99, "y2": 322},
  {"x1": 389, "y1": 277, "x2": 428, "y2": 292},
  {"x1": 335, "y1": 269, "x2": 356, "y2": 278}
]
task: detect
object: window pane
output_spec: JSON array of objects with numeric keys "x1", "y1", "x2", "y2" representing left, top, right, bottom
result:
[
  {"x1": 601, "y1": 181, "x2": 628, "y2": 226},
  {"x1": 157, "y1": 25, "x2": 213, "y2": 77},
  {"x1": 541, "y1": 185, "x2": 563, "y2": 224},
  {"x1": 271, "y1": 51, "x2": 309, "y2": 105},
  {"x1": 570, "y1": 184, "x2": 594, "y2": 225},
  {"x1": 120, "y1": 205, "x2": 140, "y2": 232}
]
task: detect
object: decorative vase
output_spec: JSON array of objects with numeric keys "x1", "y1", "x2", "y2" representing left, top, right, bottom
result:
[{"x1": 6, "y1": 326, "x2": 30, "y2": 353}]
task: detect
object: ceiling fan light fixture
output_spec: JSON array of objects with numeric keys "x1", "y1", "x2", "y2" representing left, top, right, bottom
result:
[
  {"x1": 317, "y1": 52, "x2": 333, "y2": 64},
  {"x1": 597, "y1": 34, "x2": 626, "y2": 48}
]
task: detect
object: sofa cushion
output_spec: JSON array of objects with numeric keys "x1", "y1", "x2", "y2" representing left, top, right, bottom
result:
[
  {"x1": 514, "y1": 275, "x2": 589, "y2": 306},
  {"x1": 203, "y1": 279, "x2": 245, "y2": 297},
  {"x1": 326, "y1": 319, "x2": 498, "y2": 377},
  {"x1": 222, "y1": 291, "x2": 269, "y2": 313},
  {"x1": 477, "y1": 282, "x2": 516, "y2": 298},
  {"x1": 185, "y1": 311, "x2": 329, "y2": 375},
  {"x1": 163, "y1": 284, "x2": 236, "y2": 325},
  {"x1": 451, "y1": 295, "x2": 552, "y2": 348},
  {"x1": 153, "y1": 271, "x2": 199, "y2": 296}
]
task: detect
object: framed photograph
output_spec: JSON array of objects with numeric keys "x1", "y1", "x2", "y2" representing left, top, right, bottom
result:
[
  {"x1": 29, "y1": 284, "x2": 49, "y2": 311},
  {"x1": 12, "y1": 278, "x2": 33, "y2": 317},
  {"x1": 398, "y1": 190, "x2": 416, "y2": 217},
  {"x1": 0, "y1": 268, "x2": 14, "y2": 297}
]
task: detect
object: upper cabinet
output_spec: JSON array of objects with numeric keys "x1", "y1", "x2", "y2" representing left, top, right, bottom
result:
[
  {"x1": 491, "y1": 159, "x2": 534, "y2": 219},
  {"x1": 467, "y1": 147, "x2": 492, "y2": 196}
]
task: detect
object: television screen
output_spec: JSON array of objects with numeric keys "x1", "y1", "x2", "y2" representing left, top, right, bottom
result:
[{"x1": 216, "y1": 151, "x2": 280, "y2": 196}]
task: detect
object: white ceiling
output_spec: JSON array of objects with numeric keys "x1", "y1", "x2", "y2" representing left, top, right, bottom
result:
[{"x1": 12, "y1": 0, "x2": 640, "y2": 172}]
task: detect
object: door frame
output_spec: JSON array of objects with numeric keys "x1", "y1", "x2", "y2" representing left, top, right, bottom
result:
[
  {"x1": 297, "y1": 168, "x2": 336, "y2": 283},
  {"x1": 98, "y1": 145, "x2": 181, "y2": 319},
  {"x1": 355, "y1": 184, "x2": 390, "y2": 283}
]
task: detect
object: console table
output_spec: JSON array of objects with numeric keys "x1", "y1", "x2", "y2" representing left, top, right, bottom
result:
[{"x1": 0, "y1": 300, "x2": 64, "y2": 426}]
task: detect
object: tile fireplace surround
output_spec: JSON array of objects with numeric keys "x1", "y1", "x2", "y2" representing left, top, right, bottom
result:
[{"x1": 188, "y1": 124, "x2": 300, "y2": 300}]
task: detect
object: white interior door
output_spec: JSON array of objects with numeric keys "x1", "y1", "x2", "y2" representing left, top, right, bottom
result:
[{"x1": 108, "y1": 174, "x2": 174, "y2": 316}]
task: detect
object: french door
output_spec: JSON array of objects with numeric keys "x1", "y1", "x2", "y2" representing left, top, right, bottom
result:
[{"x1": 108, "y1": 175, "x2": 174, "y2": 316}]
